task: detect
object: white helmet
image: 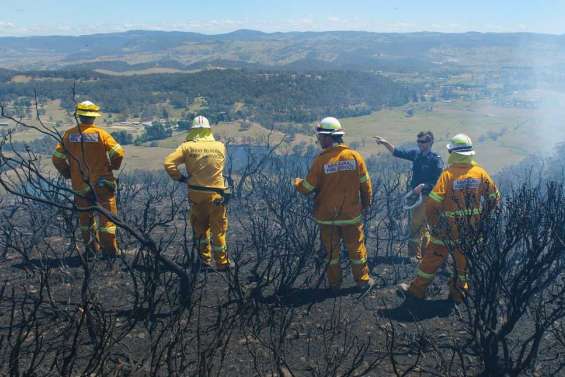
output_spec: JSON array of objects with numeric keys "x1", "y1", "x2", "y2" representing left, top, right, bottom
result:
[
  {"x1": 447, "y1": 133, "x2": 475, "y2": 155},
  {"x1": 75, "y1": 101, "x2": 101, "y2": 117},
  {"x1": 191, "y1": 115, "x2": 210, "y2": 129},
  {"x1": 316, "y1": 117, "x2": 345, "y2": 136}
]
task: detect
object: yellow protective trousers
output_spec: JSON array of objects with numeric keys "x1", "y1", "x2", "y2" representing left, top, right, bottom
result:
[
  {"x1": 407, "y1": 241, "x2": 468, "y2": 302},
  {"x1": 75, "y1": 187, "x2": 119, "y2": 257},
  {"x1": 319, "y1": 223, "x2": 370, "y2": 288},
  {"x1": 189, "y1": 191, "x2": 230, "y2": 268},
  {"x1": 407, "y1": 199, "x2": 430, "y2": 260}
]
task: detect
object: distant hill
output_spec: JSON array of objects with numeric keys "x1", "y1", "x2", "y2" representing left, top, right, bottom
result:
[
  {"x1": 1, "y1": 30, "x2": 565, "y2": 72},
  {"x1": 0, "y1": 69, "x2": 417, "y2": 125}
]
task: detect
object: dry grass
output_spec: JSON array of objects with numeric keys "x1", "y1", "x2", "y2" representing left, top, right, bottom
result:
[
  {"x1": 155, "y1": 121, "x2": 285, "y2": 149},
  {"x1": 9, "y1": 75, "x2": 33, "y2": 83},
  {"x1": 119, "y1": 145, "x2": 174, "y2": 171}
]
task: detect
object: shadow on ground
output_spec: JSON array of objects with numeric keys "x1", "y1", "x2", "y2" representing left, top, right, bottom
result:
[
  {"x1": 12, "y1": 255, "x2": 84, "y2": 270},
  {"x1": 261, "y1": 286, "x2": 362, "y2": 308},
  {"x1": 378, "y1": 297, "x2": 456, "y2": 322},
  {"x1": 11, "y1": 254, "x2": 123, "y2": 271}
]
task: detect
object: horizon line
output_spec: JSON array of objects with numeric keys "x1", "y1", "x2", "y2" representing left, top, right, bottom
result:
[{"x1": 1, "y1": 28, "x2": 564, "y2": 39}]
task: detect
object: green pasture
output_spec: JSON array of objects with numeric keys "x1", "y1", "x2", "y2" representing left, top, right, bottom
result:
[{"x1": 342, "y1": 100, "x2": 564, "y2": 172}]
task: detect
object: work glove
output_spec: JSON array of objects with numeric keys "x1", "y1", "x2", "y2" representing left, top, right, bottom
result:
[{"x1": 412, "y1": 183, "x2": 425, "y2": 195}]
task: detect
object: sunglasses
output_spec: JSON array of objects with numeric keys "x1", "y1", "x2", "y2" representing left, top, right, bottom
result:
[{"x1": 417, "y1": 139, "x2": 431, "y2": 144}]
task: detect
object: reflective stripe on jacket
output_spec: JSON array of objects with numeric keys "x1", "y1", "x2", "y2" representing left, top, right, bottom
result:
[
  {"x1": 294, "y1": 144, "x2": 372, "y2": 224},
  {"x1": 51, "y1": 123, "x2": 124, "y2": 192},
  {"x1": 426, "y1": 163, "x2": 500, "y2": 241}
]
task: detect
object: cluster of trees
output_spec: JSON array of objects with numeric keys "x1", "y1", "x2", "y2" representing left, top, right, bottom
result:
[
  {"x1": 0, "y1": 69, "x2": 419, "y2": 126},
  {"x1": 134, "y1": 121, "x2": 173, "y2": 144},
  {"x1": 110, "y1": 130, "x2": 134, "y2": 145},
  {"x1": 111, "y1": 121, "x2": 174, "y2": 146}
]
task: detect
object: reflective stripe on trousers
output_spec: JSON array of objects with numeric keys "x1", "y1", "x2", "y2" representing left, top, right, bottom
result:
[
  {"x1": 351, "y1": 256, "x2": 367, "y2": 265},
  {"x1": 316, "y1": 215, "x2": 362, "y2": 226},
  {"x1": 416, "y1": 268, "x2": 435, "y2": 280},
  {"x1": 98, "y1": 225, "x2": 116, "y2": 234},
  {"x1": 212, "y1": 244, "x2": 227, "y2": 254},
  {"x1": 408, "y1": 242, "x2": 468, "y2": 299},
  {"x1": 75, "y1": 187, "x2": 118, "y2": 255},
  {"x1": 320, "y1": 223, "x2": 369, "y2": 287},
  {"x1": 194, "y1": 237, "x2": 211, "y2": 248},
  {"x1": 189, "y1": 192, "x2": 230, "y2": 267}
]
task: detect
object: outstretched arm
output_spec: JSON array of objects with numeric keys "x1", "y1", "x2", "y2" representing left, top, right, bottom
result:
[
  {"x1": 375, "y1": 136, "x2": 418, "y2": 161},
  {"x1": 373, "y1": 136, "x2": 395, "y2": 154}
]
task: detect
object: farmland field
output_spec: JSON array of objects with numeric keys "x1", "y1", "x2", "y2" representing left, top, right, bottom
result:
[
  {"x1": 5, "y1": 98, "x2": 564, "y2": 173},
  {"x1": 342, "y1": 99, "x2": 565, "y2": 172}
]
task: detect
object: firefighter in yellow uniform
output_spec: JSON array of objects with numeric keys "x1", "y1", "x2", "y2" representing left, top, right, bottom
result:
[
  {"x1": 51, "y1": 101, "x2": 125, "y2": 257},
  {"x1": 294, "y1": 117, "x2": 374, "y2": 291},
  {"x1": 164, "y1": 115, "x2": 231, "y2": 270},
  {"x1": 399, "y1": 134, "x2": 500, "y2": 302}
]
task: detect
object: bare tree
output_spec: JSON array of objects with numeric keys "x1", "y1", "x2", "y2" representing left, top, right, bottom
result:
[{"x1": 455, "y1": 181, "x2": 565, "y2": 376}]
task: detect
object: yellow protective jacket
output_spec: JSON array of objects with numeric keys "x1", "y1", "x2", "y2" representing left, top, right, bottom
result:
[
  {"x1": 295, "y1": 144, "x2": 372, "y2": 225},
  {"x1": 426, "y1": 162, "x2": 500, "y2": 242},
  {"x1": 51, "y1": 123, "x2": 124, "y2": 194},
  {"x1": 163, "y1": 140, "x2": 226, "y2": 191}
]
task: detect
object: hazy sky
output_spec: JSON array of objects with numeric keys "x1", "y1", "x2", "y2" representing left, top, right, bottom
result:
[{"x1": 1, "y1": 0, "x2": 565, "y2": 36}]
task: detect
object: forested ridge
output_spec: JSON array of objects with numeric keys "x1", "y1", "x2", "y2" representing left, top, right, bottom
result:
[
  {"x1": 0, "y1": 69, "x2": 418, "y2": 123},
  {"x1": 2, "y1": 30, "x2": 565, "y2": 73}
]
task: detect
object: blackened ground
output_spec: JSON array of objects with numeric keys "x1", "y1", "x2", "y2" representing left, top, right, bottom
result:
[{"x1": 0, "y1": 237, "x2": 487, "y2": 377}]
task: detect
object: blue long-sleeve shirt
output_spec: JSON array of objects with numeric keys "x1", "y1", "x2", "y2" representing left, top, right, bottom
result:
[{"x1": 393, "y1": 148, "x2": 444, "y2": 195}]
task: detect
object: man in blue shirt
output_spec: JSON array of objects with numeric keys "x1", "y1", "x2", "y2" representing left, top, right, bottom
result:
[{"x1": 374, "y1": 131, "x2": 444, "y2": 260}]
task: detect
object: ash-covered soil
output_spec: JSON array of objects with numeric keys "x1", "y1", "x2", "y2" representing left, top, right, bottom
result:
[{"x1": 0, "y1": 239, "x2": 485, "y2": 377}]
